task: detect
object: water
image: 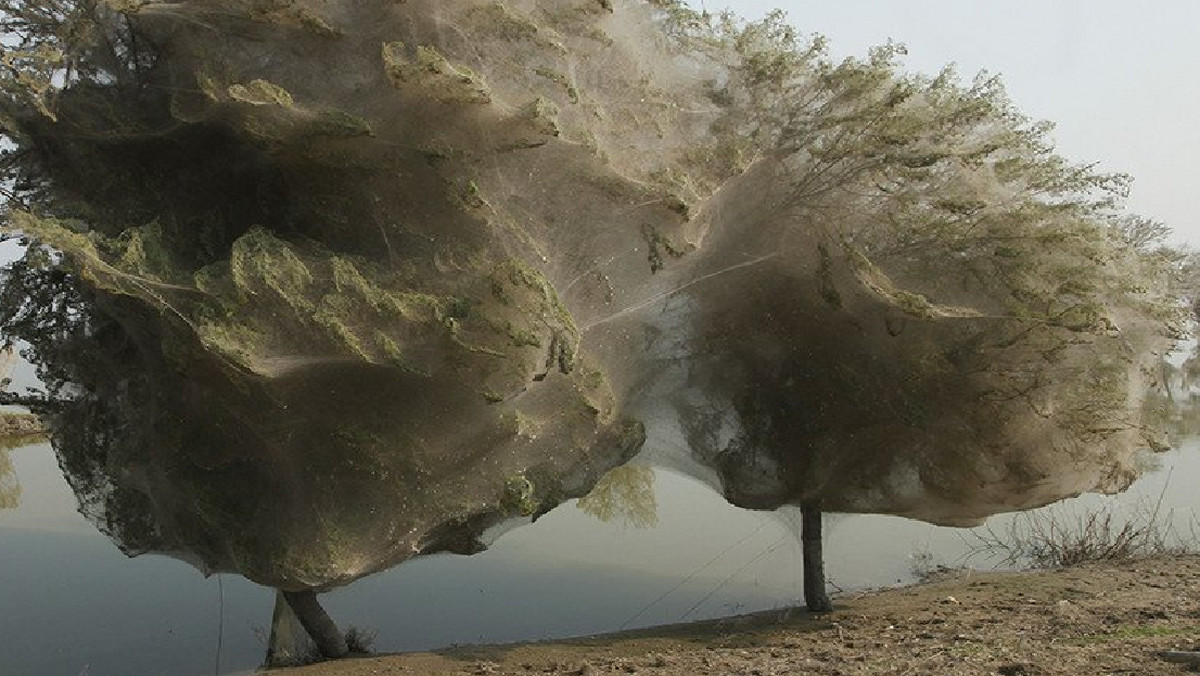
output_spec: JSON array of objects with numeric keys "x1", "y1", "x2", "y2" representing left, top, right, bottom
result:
[{"x1": 2, "y1": 436, "x2": 1198, "y2": 676}]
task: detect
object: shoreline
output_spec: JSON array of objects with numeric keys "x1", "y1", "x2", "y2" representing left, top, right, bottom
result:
[
  {"x1": 267, "y1": 554, "x2": 1200, "y2": 676},
  {"x1": 0, "y1": 411, "x2": 45, "y2": 442}
]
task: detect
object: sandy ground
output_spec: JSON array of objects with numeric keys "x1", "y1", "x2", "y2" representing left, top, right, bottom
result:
[{"x1": 268, "y1": 555, "x2": 1200, "y2": 676}]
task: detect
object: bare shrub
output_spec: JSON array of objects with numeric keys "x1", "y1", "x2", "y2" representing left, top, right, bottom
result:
[
  {"x1": 966, "y1": 493, "x2": 1191, "y2": 568},
  {"x1": 344, "y1": 626, "x2": 378, "y2": 654}
]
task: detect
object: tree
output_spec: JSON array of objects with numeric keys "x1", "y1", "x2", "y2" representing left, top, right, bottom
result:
[{"x1": 0, "y1": 0, "x2": 1184, "y2": 645}]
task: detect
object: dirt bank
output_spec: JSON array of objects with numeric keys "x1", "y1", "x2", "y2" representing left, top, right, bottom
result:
[
  {"x1": 0, "y1": 412, "x2": 44, "y2": 440},
  {"x1": 269, "y1": 555, "x2": 1200, "y2": 676}
]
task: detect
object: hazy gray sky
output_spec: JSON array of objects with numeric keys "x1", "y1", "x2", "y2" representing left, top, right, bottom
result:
[{"x1": 711, "y1": 0, "x2": 1200, "y2": 246}]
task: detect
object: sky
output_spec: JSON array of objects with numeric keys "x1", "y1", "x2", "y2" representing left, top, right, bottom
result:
[{"x1": 708, "y1": 0, "x2": 1200, "y2": 246}]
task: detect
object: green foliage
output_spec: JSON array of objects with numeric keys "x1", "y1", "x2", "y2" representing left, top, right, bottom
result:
[
  {"x1": 577, "y1": 464, "x2": 658, "y2": 528},
  {"x1": 532, "y1": 67, "x2": 579, "y2": 104},
  {"x1": 382, "y1": 42, "x2": 492, "y2": 105},
  {"x1": 502, "y1": 473, "x2": 538, "y2": 516},
  {"x1": 469, "y1": 2, "x2": 542, "y2": 42},
  {"x1": 227, "y1": 79, "x2": 295, "y2": 108}
]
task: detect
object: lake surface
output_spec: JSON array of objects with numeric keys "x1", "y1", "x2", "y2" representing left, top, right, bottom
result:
[{"x1": 2, "y1": 433, "x2": 1198, "y2": 676}]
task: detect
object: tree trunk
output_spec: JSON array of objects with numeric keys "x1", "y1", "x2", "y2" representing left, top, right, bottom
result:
[
  {"x1": 266, "y1": 590, "x2": 318, "y2": 666},
  {"x1": 282, "y1": 590, "x2": 348, "y2": 659},
  {"x1": 801, "y1": 502, "x2": 832, "y2": 612}
]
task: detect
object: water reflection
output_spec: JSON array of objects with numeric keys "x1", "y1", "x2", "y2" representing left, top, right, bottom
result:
[
  {"x1": 0, "y1": 443, "x2": 802, "y2": 676},
  {"x1": 3, "y1": 430, "x2": 1200, "y2": 676}
]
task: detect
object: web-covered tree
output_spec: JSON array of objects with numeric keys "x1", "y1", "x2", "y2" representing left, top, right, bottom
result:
[
  {"x1": 648, "y1": 4, "x2": 1184, "y2": 609},
  {"x1": 0, "y1": 0, "x2": 1185, "y2": 649}
]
